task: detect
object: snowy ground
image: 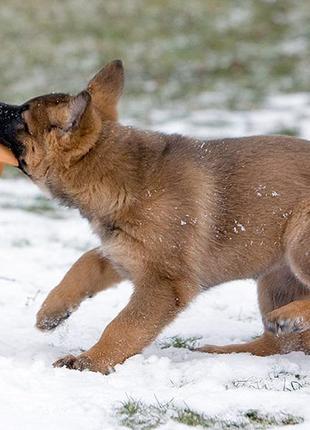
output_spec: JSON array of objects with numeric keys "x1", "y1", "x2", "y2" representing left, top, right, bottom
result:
[{"x1": 1, "y1": 99, "x2": 310, "y2": 429}]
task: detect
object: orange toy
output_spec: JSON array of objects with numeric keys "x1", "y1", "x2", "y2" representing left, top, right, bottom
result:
[{"x1": 0, "y1": 143, "x2": 18, "y2": 174}]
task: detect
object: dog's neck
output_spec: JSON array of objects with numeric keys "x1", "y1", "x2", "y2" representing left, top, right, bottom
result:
[{"x1": 45, "y1": 121, "x2": 145, "y2": 221}]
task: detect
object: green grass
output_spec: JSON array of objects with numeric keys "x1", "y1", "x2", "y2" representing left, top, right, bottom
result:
[
  {"x1": 159, "y1": 335, "x2": 202, "y2": 350},
  {"x1": 0, "y1": 0, "x2": 309, "y2": 114},
  {"x1": 22, "y1": 195, "x2": 61, "y2": 217},
  {"x1": 11, "y1": 238, "x2": 31, "y2": 248},
  {"x1": 2, "y1": 166, "x2": 23, "y2": 179},
  {"x1": 270, "y1": 127, "x2": 301, "y2": 137},
  {"x1": 117, "y1": 398, "x2": 169, "y2": 430},
  {"x1": 0, "y1": 194, "x2": 65, "y2": 218},
  {"x1": 174, "y1": 408, "x2": 214, "y2": 427},
  {"x1": 243, "y1": 410, "x2": 303, "y2": 428},
  {"x1": 116, "y1": 399, "x2": 303, "y2": 429}
]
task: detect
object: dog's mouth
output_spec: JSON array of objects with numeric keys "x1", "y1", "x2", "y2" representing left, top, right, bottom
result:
[
  {"x1": 0, "y1": 144, "x2": 19, "y2": 167},
  {"x1": 0, "y1": 101, "x2": 26, "y2": 167}
]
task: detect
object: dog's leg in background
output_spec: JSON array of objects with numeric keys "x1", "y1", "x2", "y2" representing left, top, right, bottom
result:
[
  {"x1": 36, "y1": 248, "x2": 123, "y2": 330},
  {"x1": 53, "y1": 274, "x2": 198, "y2": 373},
  {"x1": 195, "y1": 265, "x2": 310, "y2": 355},
  {"x1": 264, "y1": 212, "x2": 310, "y2": 343}
]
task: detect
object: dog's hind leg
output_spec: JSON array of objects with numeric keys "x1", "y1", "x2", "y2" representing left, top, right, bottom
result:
[
  {"x1": 36, "y1": 248, "x2": 123, "y2": 331},
  {"x1": 195, "y1": 332, "x2": 286, "y2": 356},
  {"x1": 196, "y1": 264, "x2": 310, "y2": 356},
  {"x1": 263, "y1": 213, "x2": 310, "y2": 346}
]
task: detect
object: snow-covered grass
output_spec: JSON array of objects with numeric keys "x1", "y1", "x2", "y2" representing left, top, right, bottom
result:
[
  {"x1": 1, "y1": 98, "x2": 310, "y2": 429},
  {"x1": 1, "y1": 0, "x2": 310, "y2": 111},
  {"x1": 116, "y1": 398, "x2": 303, "y2": 429}
]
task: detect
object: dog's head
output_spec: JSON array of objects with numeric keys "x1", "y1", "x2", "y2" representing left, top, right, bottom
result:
[{"x1": 0, "y1": 60, "x2": 124, "y2": 183}]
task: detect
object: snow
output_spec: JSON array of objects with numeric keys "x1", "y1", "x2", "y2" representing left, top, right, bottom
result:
[
  {"x1": 1, "y1": 98, "x2": 310, "y2": 429},
  {"x1": 127, "y1": 93, "x2": 310, "y2": 141}
]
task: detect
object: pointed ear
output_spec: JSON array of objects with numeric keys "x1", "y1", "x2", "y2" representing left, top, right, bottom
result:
[
  {"x1": 64, "y1": 90, "x2": 91, "y2": 132},
  {"x1": 87, "y1": 60, "x2": 124, "y2": 121}
]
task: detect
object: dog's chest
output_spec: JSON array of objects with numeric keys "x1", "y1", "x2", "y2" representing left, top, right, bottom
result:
[
  {"x1": 90, "y1": 216, "x2": 142, "y2": 274},
  {"x1": 91, "y1": 217, "x2": 116, "y2": 241}
]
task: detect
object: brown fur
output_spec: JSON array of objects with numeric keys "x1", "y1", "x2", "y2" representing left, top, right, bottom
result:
[{"x1": 3, "y1": 60, "x2": 310, "y2": 373}]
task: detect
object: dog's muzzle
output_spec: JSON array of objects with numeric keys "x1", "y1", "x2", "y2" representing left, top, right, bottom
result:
[{"x1": 0, "y1": 102, "x2": 26, "y2": 158}]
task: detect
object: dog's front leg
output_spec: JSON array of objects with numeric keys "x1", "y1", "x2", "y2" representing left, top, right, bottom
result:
[
  {"x1": 36, "y1": 248, "x2": 123, "y2": 330},
  {"x1": 53, "y1": 274, "x2": 197, "y2": 373}
]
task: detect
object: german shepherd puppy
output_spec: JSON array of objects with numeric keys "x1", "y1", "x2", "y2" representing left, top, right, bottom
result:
[{"x1": 0, "y1": 60, "x2": 310, "y2": 373}]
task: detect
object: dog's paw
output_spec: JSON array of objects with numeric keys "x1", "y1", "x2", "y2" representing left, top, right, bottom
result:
[
  {"x1": 264, "y1": 303, "x2": 310, "y2": 336},
  {"x1": 53, "y1": 354, "x2": 92, "y2": 371},
  {"x1": 53, "y1": 353, "x2": 112, "y2": 374},
  {"x1": 36, "y1": 307, "x2": 72, "y2": 331},
  {"x1": 264, "y1": 314, "x2": 305, "y2": 336}
]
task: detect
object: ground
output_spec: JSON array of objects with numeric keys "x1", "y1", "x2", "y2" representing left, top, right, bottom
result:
[
  {"x1": 1, "y1": 1, "x2": 310, "y2": 428},
  {"x1": 1, "y1": 98, "x2": 310, "y2": 429}
]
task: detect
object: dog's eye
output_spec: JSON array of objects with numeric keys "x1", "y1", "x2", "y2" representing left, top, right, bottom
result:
[
  {"x1": 15, "y1": 121, "x2": 28, "y2": 134},
  {"x1": 48, "y1": 124, "x2": 61, "y2": 132},
  {"x1": 18, "y1": 121, "x2": 31, "y2": 135}
]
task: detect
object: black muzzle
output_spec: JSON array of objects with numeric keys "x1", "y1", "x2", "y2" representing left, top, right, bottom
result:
[{"x1": 0, "y1": 102, "x2": 25, "y2": 158}]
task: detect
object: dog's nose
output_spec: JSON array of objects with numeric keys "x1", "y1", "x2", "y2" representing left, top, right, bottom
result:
[
  {"x1": 0, "y1": 102, "x2": 24, "y2": 131},
  {"x1": 0, "y1": 102, "x2": 24, "y2": 149}
]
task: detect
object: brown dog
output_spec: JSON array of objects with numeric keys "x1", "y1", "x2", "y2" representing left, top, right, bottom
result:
[{"x1": 0, "y1": 60, "x2": 309, "y2": 373}]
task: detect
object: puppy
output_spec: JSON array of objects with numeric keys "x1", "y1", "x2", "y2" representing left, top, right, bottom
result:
[{"x1": 0, "y1": 60, "x2": 309, "y2": 373}]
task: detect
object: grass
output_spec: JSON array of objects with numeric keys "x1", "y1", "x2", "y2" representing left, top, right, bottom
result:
[
  {"x1": 0, "y1": 0, "x2": 309, "y2": 114},
  {"x1": 2, "y1": 166, "x2": 23, "y2": 179},
  {"x1": 11, "y1": 238, "x2": 31, "y2": 248},
  {"x1": 271, "y1": 127, "x2": 301, "y2": 137},
  {"x1": 0, "y1": 194, "x2": 65, "y2": 219},
  {"x1": 117, "y1": 398, "x2": 168, "y2": 430},
  {"x1": 22, "y1": 195, "x2": 62, "y2": 217},
  {"x1": 228, "y1": 370, "x2": 310, "y2": 392},
  {"x1": 116, "y1": 398, "x2": 304, "y2": 429},
  {"x1": 159, "y1": 335, "x2": 202, "y2": 350},
  {"x1": 243, "y1": 410, "x2": 303, "y2": 428},
  {"x1": 174, "y1": 408, "x2": 214, "y2": 427}
]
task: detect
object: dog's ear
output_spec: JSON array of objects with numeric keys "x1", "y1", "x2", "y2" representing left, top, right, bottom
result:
[
  {"x1": 63, "y1": 90, "x2": 91, "y2": 132},
  {"x1": 87, "y1": 60, "x2": 124, "y2": 121}
]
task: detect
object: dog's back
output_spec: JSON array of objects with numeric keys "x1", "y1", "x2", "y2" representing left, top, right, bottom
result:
[{"x1": 83, "y1": 128, "x2": 310, "y2": 288}]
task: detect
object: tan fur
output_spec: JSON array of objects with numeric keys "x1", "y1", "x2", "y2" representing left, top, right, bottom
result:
[
  {"x1": 36, "y1": 248, "x2": 123, "y2": 330},
  {"x1": 3, "y1": 60, "x2": 310, "y2": 372}
]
